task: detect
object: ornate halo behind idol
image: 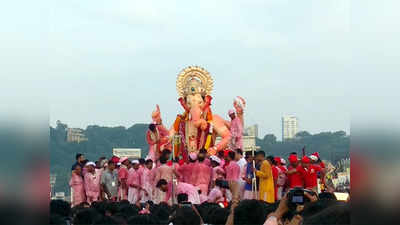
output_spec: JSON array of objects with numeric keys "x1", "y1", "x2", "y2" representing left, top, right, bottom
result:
[{"x1": 176, "y1": 66, "x2": 214, "y2": 98}]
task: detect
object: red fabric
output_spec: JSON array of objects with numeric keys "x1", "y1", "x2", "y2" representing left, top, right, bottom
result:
[
  {"x1": 274, "y1": 157, "x2": 281, "y2": 165},
  {"x1": 304, "y1": 165, "x2": 321, "y2": 189},
  {"x1": 118, "y1": 167, "x2": 128, "y2": 180},
  {"x1": 288, "y1": 155, "x2": 298, "y2": 164},
  {"x1": 302, "y1": 156, "x2": 310, "y2": 164},
  {"x1": 111, "y1": 156, "x2": 120, "y2": 164},
  {"x1": 272, "y1": 165, "x2": 279, "y2": 200},
  {"x1": 287, "y1": 165, "x2": 305, "y2": 188}
]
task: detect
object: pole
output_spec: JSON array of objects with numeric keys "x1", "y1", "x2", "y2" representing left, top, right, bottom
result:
[
  {"x1": 251, "y1": 146, "x2": 258, "y2": 200},
  {"x1": 171, "y1": 135, "x2": 181, "y2": 205}
]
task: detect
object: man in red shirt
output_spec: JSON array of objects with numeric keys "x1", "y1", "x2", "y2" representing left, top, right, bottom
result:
[
  {"x1": 301, "y1": 156, "x2": 321, "y2": 192},
  {"x1": 286, "y1": 154, "x2": 305, "y2": 189},
  {"x1": 266, "y1": 156, "x2": 279, "y2": 200}
]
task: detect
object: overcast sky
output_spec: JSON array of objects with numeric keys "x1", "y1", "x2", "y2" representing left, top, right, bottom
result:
[{"x1": 2, "y1": 0, "x2": 399, "y2": 140}]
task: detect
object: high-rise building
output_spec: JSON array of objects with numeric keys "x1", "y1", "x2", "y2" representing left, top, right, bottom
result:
[{"x1": 282, "y1": 116, "x2": 298, "y2": 141}]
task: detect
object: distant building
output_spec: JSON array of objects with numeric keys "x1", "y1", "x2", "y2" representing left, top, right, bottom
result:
[
  {"x1": 244, "y1": 124, "x2": 259, "y2": 138},
  {"x1": 215, "y1": 135, "x2": 260, "y2": 153},
  {"x1": 112, "y1": 148, "x2": 141, "y2": 159},
  {"x1": 282, "y1": 116, "x2": 298, "y2": 141},
  {"x1": 66, "y1": 128, "x2": 88, "y2": 143}
]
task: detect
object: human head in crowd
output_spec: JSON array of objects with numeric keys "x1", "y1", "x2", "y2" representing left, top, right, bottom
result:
[
  {"x1": 309, "y1": 154, "x2": 318, "y2": 164},
  {"x1": 121, "y1": 157, "x2": 130, "y2": 167},
  {"x1": 107, "y1": 160, "x2": 116, "y2": 171},
  {"x1": 145, "y1": 159, "x2": 153, "y2": 169},
  {"x1": 132, "y1": 160, "x2": 140, "y2": 170},
  {"x1": 172, "y1": 206, "x2": 201, "y2": 225},
  {"x1": 226, "y1": 150, "x2": 236, "y2": 162},
  {"x1": 189, "y1": 152, "x2": 197, "y2": 163},
  {"x1": 245, "y1": 151, "x2": 254, "y2": 163},
  {"x1": 86, "y1": 162, "x2": 96, "y2": 173},
  {"x1": 280, "y1": 158, "x2": 287, "y2": 166},
  {"x1": 139, "y1": 158, "x2": 146, "y2": 166},
  {"x1": 159, "y1": 156, "x2": 168, "y2": 165},
  {"x1": 210, "y1": 155, "x2": 221, "y2": 168},
  {"x1": 217, "y1": 150, "x2": 224, "y2": 159},
  {"x1": 288, "y1": 154, "x2": 299, "y2": 167},
  {"x1": 149, "y1": 123, "x2": 156, "y2": 132},
  {"x1": 274, "y1": 157, "x2": 281, "y2": 166},
  {"x1": 266, "y1": 156, "x2": 276, "y2": 166},
  {"x1": 255, "y1": 150, "x2": 266, "y2": 163},
  {"x1": 162, "y1": 149, "x2": 172, "y2": 160},
  {"x1": 234, "y1": 199, "x2": 270, "y2": 225},
  {"x1": 128, "y1": 214, "x2": 158, "y2": 225},
  {"x1": 177, "y1": 193, "x2": 189, "y2": 204},
  {"x1": 228, "y1": 109, "x2": 236, "y2": 120},
  {"x1": 73, "y1": 164, "x2": 82, "y2": 175},
  {"x1": 209, "y1": 207, "x2": 230, "y2": 225},
  {"x1": 302, "y1": 156, "x2": 311, "y2": 168},
  {"x1": 81, "y1": 159, "x2": 89, "y2": 167},
  {"x1": 235, "y1": 149, "x2": 243, "y2": 160},
  {"x1": 198, "y1": 149, "x2": 207, "y2": 162},
  {"x1": 156, "y1": 179, "x2": 169, "y2": 192},
  {"x1": 76, "y1": 153, "x2": 85, "y2": 164},
  {"x1": 303, "y1": 203, "x2": 350, "y2": 225}
]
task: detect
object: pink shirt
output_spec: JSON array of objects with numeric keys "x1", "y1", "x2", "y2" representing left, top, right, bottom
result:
[
  {"x1": 208, "y1": 186, "x2": 224, "y2": 202},
  {"x1": 118, "y1": 166, "x2": 129, "y2": 181},
  {"x1": 193, "y1": 162, "x2": 212, "y2": 186},
  {"x1": 155, "y1": 164, "x2": 174, "y2": 183},
  {"x1": 69, "y1": 173, "x2": 86, "y2": 207},
  {"x1": 127, "y1": 168, "x2": 141, "y2": 188},
  {"x1": 177, "y1": 163, "x2": 195, "y2": 184},
  {"x1": 84, "y1": 172, "x2": 100, "y2": 199},
  {"x1": 225, "y1": 161, "x2": 241, "y2": 181},
  {"x1": 212, "y1": 166, "x2": 225, "y2": 181},
  {"x1": 141, "y1": 167, "x2": 155, "y2": 192},
  {"x1": 165, "y1": 182, "x2": 200, "y2": 204}
]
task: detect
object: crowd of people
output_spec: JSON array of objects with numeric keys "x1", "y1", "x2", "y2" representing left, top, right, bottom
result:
[
  {"x1": 68, "y1": 148, "x2": 328, "y2": 207},
  {"x1": 53, "y1": 147, "x2": 350, "y2": 225},
  {"x1": 51, "y1": 182, "x2": 349, "y2": 225}
]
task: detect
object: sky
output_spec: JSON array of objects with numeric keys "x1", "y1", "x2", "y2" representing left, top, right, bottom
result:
[{"x1": 1, "y1": 0, "x2": 399, "y2": 140}]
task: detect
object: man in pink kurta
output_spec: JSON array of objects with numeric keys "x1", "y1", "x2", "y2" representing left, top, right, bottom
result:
[
  {"x1": 84, "y1": 162, "x2": 100, "y2": 204},
  {"x1": 118, "y1": 157, "x2": 130, "y2": 201},
  {"x1": 193, "y1": 150, "x2": 212, "y2": 195},
  {"x1": 154, "y1": 157, "x2": 174, "y2": 204},
  {"x1": 141, "y1": 159, "x2": 155, "y2": 202},
  {"x1": 210, "y1": 155, "x2": 224, "y2": 179},
  {"x1": 224, "y1": 151, "x2": 241, "y2": 203},
  {"x1": 228, "y1": 109, "x2": 243, "y2": 150},
  {"x1": 176, "y1": 160, "x2": 196, "y2": 184},
  {"x1": 127, "y1": 160, "x2": 142, "y2": 204},
  {"x1": 208, "y1": 180, "x2": 226, "y2": 203},
  {"x1": 146, "y1": 124, "x2": 160, "y2": 162},
  {"x1": 70, "y1": 165, "x2": 86, "y2": 207},
  {"x1": 157, "y1": 179, "x2": 200, "y2": 205}
]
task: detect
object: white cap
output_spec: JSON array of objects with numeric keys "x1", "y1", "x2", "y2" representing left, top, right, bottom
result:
[
  {"x1": 131, "y1": 160, "x2": 139, "y2": 164},
  {"x1": 280, "y1": 158, "x2": 286, "y2": 165},
  {"x1": 85, "y1": 161, "x2": 96, "y2": 167},
  {"x1": 210, "y1": 155, "x2": 221, "y2": 164},
  {"x1": 117, "y1": 162, "x2": 121, "y2": 166},
  {"x1": 309, "y1": 155, "x2": 318, "y2": 161}
]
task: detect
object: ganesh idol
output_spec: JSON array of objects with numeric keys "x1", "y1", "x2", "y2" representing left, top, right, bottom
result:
[{"x1": 148, "y1": 66, "x2": 245, "y2": 161}]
